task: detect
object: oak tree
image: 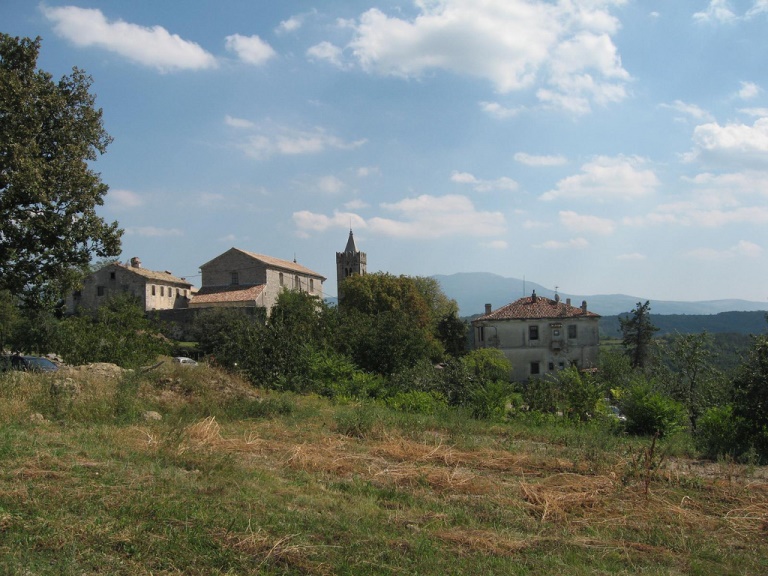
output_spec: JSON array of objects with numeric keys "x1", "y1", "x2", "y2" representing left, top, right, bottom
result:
[{"x1": 0, "y1": 34, "x2": 122, "y2": 308}]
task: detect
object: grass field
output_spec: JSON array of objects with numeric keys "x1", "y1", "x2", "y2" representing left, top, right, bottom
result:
[{"x1": 1, "y1": 362, "x2": 766, "y2": 575}]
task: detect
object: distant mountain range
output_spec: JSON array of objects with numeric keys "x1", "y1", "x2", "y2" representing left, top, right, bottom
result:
[{"x1": 433, "y1": 272, "x2": 768, "y2": 317}]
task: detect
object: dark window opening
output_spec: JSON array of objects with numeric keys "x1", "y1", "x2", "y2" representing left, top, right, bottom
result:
[
  {"x1": 530, "y1": 361, "x2": 540, "y2": 375},
  {"x1": 529, "y1": 325, "x2": 539, "y2": 341},
  {"x1": 568, "y1": 325, "x2": 577, "y2": 339}
]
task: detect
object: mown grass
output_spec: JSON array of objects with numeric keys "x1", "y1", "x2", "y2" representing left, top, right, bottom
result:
[{"x1": 0, "y1": 362, "x2": 766, "y2": 575}]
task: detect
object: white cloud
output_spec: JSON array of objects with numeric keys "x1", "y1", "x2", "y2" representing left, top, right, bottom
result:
[
  {"x1": 687, "y1": 240, "x2": 762, "y2": 260},
  {"x1": 660, "y1": 100, "x2": 714, "y2": 122},
  {"x1": 316, "y1": 175, "x2": 345, "y2": 195},
  {"x1": 450, "y1": 171, "x2": 518, "y2": 192},
  {"x1": 481, "y1": 240, "x2": 509, "y2": 249},
  {"x1": 224, "y1": 34, "x2": 276, "y2": 65},
  {"x1": 356, "y1": 166, "x2": 380, "y2": 178},
  {"x1": 229, "y1": 123, "x2": 367, "y2": 159},
  {"x1": 276, "y1": 16, "x2": 302, "y2": 34},
  {"x1": 369, "y1": 194, "x2": 506, "y2": 239},
  {"x1": 195, "y1": 192, "x2": 226, "y2": 207},
  {"x1": 339, "y1": 1, "x2": 629, "y2": 113},
  {"x1": 689, "y1": 117, "x2": 768, "y2": 168},
  {"x1": 108, "y1": 189, "x2": 143, "y2": 209},
  {"x1": 740, "y1": 107, "x2": 768, "y2": 117},
  {"x1": 292, "y1": 210, "x2": 366, "y2": 237},
  {"x1": 693, "y1": 1, "x2": 737, "y2": 24},
  {"x1": 224, "y1": 115, "x2": 256, "y2": 129},
  {"x1": 747, "y1": 0, "x2": 768, "y2": 17},
  {"x1": 344, "y1": 199, "x2": 369, "y2": 210},
  {"x1": 306, "y1": 42, "x2": 345, "y2": 68},
  {"x1": 534, "y1": 237, "x2": 589, "y2": 250},
  {"x1": 514, "y1": 152, "x2": 567, "y2": 166},
  {"x1": 479, "y1": 101, "x2": 522, "y2": 119},
  {"x1": 541, "y1": 156, "x2": 659, "y2": 202},
  {"x1": 42, "y1": 6, "x2": 217, "y2": 71},
  {"x1": 125, "y1": 226, "x2": 184, "y2": 237},
  {"x1": 738, "y1": 81, "x2": 761, "y2": 100},
  {"x1": 617, "y1": 252, "x2": 646, "y2": 261},
  {"x1": 559, "y1": 211, "x2": 615, "y2": 235}
]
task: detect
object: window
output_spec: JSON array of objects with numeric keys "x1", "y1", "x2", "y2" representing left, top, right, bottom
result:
[
  {"x1": 294, "y1": 275, "x2": 299, "y2": 289},
  {"x1": 97, "y1": 286, "x2": 105, "y2": 297},
  {"x1": 478, "y1": 326, "x2": 485, "y2": 342},
  {"x1": 151, "y1": 285, "x2": 156, "y2": 296},
  {"x1": 548, "y1": 362, "x2": 554, "y2": 371},
  {"x1": 568, "y1": 325, "x2": 577, "y2": 339},
  {"x1": 279, "y1": 273, "x2": 284, "y2": 286},
  {"x1": 160, "y1": 286, "x2": 164, "y2": 297},
  {"x1": 73, "y1": 290, "x2": 81, "y2": 300},
  {"x1": 309, "y1": 279, "x2": 314, "y2": 291},
  {"x1": 559, "y1": 361, "x2": 565, "y2": 370},
  {"x1": 231, "y1": 271, "x2": 239, "y2": 285},
  {"x1": 530, "y1": 362, "x2": 540, "y2": 375},
  {"x1": 109, "y1": 271, "x2": 116, "y2": 280},
  {"x1": 529, "y1": 325, "x2": 539, "y2": 341}
]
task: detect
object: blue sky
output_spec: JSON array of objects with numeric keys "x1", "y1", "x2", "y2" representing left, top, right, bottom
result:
[{"x1": 3, "y1": 1, "x2": 768, "y2": 304}]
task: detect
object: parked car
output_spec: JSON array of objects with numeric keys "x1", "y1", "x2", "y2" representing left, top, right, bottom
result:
[
  {"x1": 0, "y1": 355, "x2": 59, "y2": 372},
  {"x1": 172, "y1": 356, "x2": 198, "y2": 367}
]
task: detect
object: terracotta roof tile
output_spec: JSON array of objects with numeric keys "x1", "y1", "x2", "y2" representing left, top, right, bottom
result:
[
  {"x1": 189, "y1": 284, "x2": 265, "y2": 305},
  {"x1": 476, "y1": 294, "x2": 600, "y2": 321}
]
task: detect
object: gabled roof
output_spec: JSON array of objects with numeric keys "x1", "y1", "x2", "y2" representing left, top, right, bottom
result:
[
  {"x1": 200, "y1": 247, "x2": 326, "y2": 280},
  {"x1": 111, "y1": 263, "x2": 192, "y2": 287},
  {"x1": 475, "y1": 293, "x2": 600, "y2": 321},
  {"x1": 189, "y1": 284, "x2": 266, "y2": 305}
]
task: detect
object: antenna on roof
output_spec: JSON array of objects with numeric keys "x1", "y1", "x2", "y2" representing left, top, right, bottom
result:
[{"x1": 293, "y1": 253, "x2": 297, "y2": 263}]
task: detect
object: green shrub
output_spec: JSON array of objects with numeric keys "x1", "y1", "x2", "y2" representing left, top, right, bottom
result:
[
  {"x1": 334, "y1": 402, "x2": 379, "y2": 438},
  {"x1": 620, "y1": 383, "x2": 687, "y2": 437},
  {"x1": 467, "y1": 380, "x2": 512, "y2": 420},
  {"x1": 385, "y1": 390, "x2": 447, "y2": 414},
  {"x1": 695, "y1": 404, "x2": 743, "y2": 460}
]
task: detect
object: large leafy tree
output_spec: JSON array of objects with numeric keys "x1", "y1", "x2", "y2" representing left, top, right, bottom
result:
[
  {"x1": 0, "y1": 34, "x2": 122, "y2": 307},
  {"x1": 620, "y1": 301, "x2": 659, "y2": 370}
]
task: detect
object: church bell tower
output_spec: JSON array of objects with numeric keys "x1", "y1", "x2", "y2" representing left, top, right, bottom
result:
[{"x1": 336, "y1": 229, "x2": 366, "y2": 301}]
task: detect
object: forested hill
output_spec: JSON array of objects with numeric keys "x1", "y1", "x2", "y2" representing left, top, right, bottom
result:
[{"x1": 599, "y1": 311, "x2": 768, "y2": 338}]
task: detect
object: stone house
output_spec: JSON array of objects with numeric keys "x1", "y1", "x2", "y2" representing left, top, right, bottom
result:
[
  {"x1": 188, "y1": 247, "x2": 325, "y2": 313},
  {"x1": 472, "y1": 291, "x2": 600, "y2": 382},
  {"x1": 66, "y1": 257, "x2": 193, "y2": 314}
]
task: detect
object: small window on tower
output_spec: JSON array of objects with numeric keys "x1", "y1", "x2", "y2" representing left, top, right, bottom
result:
[{"x1": 231, "y1": 272, "x2": 239, "y2": 285}]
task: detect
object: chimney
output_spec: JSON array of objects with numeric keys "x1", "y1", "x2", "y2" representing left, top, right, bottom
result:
[
  {"x1": 566, "y1": 298, "x2": 571, "y2": 308},
  {"x1": 531, "y1": 290, "x2": 537, "y2": 303},
  {"x1": 130, "y1": 257, "x2": 141, "y2": 269},
  {"x1": 484, "y1": 303, "x2": 492, "y2": 315},
  {"x1": 581, "y1": 300, "x2": 588, "y2": 313}
]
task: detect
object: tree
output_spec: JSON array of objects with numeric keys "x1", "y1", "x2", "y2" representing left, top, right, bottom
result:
[
  {"x1": 0, "y1": 34, "x2": 122, "y2": 308},
  {"x1": 731, "y1": 335, "x2": 768, "y2": 460},
  {"x1": 661, "y1": 332, "x2": 727, "y2": 430},
  {"x1": 620, "y1": 301, "x2": 659, "y2": 370}
]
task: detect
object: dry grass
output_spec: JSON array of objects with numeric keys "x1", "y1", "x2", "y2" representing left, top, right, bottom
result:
[{"x1": 2, "y1": 365, "x2": 768, "y2": 574}]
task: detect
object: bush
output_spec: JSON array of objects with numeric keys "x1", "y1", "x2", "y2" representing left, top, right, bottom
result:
[
  {"x1": 467, "y1": 380, "x2": 512, "y2": 420},
  {"x1": 620, "y1": 382, "x2": 687, "y2": 437},
  {"x1": 695, "y1": 405, "x2": 744, "y2": 460},
  {"x1": 385, "y1": 390, "x2": 447, "y2": 415}
]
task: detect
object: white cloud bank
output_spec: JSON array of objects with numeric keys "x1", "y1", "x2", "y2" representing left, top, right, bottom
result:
[
  {"x1": 541, "y1": 156, "x2": 659, "y2": 201},
  {"x1": 42, "y1": 6, "x2": 217, "y2": 71},
  {"x1": 316, "y1": 0, "x2": 630, "y2": 114},
  {"x1": 688, "y1": 117, "x2": 768, "y2": 169},
  {"x1": 224, "y1": 34, "x2": 276, "y2": 65},
  {"x1": 293, "y1": 194, "x2": 506, "y2": 239}
]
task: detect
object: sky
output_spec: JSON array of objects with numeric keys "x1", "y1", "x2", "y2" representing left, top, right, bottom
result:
[{"x1": 2, "y1": 0, "x2": 768, "y2": 304}]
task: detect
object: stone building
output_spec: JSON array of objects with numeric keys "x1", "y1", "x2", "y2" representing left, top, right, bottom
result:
[
  {"x1": 66, "y1": 257, "x2": 193, "y2": 314},
  {"x1": 335, "y1": 229, "x2": 366, "y2": 300},
  {"x1": 188, "y1": 247, "x2": 325, "y2": 313},
  {"x1": 472, "y1": 291, "x2": 600, "y2": 382}
]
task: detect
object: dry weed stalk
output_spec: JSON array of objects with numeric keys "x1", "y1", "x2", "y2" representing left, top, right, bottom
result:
[{"x1": 519, "y1": 473, "x2": 615, "y2": 523}]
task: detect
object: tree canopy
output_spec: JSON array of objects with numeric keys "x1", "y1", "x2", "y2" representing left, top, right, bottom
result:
[
  {"x1": 0, "y1": 34, "x2": 122, "y2": 308},
  {"x1": 620, "y1": 301, "x2": 659, "y2": 369}
]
